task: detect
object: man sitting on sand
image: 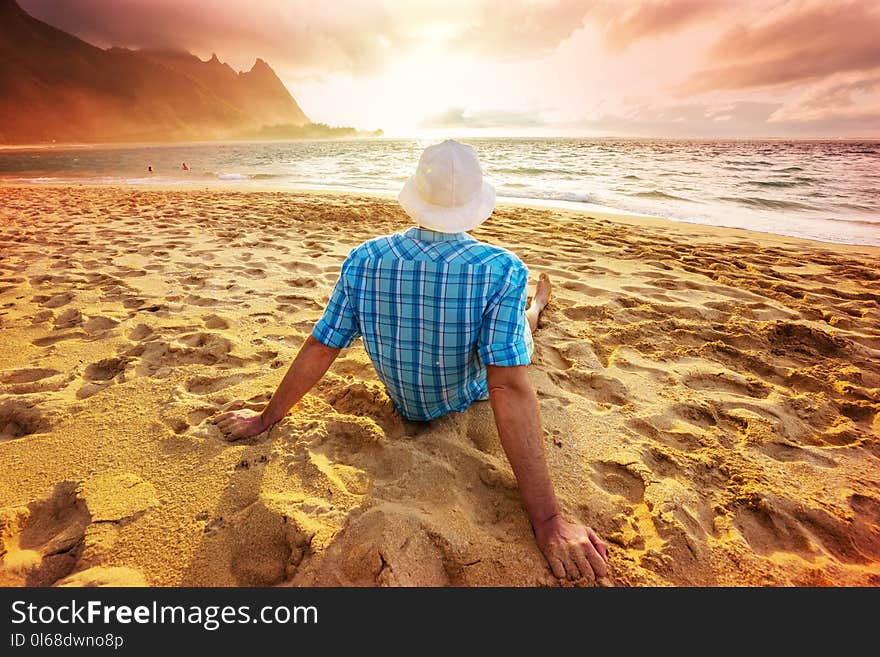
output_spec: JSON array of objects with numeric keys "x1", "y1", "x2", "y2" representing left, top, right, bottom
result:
[{"x1": 214, "y1": 140, "x2": 608, "y2": 582}]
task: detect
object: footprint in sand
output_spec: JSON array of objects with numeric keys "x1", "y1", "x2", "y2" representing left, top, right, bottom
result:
[
  {"x1": 32, "y1": 331, "x2": 88, "y2": 348},
  {"x1": 757, "y1": 442, "x2": 837, "y2": 468},
  {"x1": 680, "y1": 370, "x2": 772, "y2": 399},
  {"x1": 285, "y1": 277, "x2": 318, "y2": 289},
  {"x1": 222, "y1": 497, "x2": 321, "y2": 586},
  {"x1": 1, "y1": 368, "x2": 60, "y2": 385},
  {"x1": 538, "y1": 344, "x2": 574, "y2": 371},
  {"x1": 125, "y1": 331, "x2": 241, "y2": 376},
  {"x1": 187, "y1": 406, "x2": 220, "y2": 426},
  {"x1": 1, "y1": 368, "x2": 70, "y2": 395},
  {"x1": 291, "y1": 508, "x2": 449, "y2": 587},
  {"x1": 0, "y1": 397, "x2": 56, "y2": 441},
  {"x1": 77, "y1": 357, "x2": 131, "y2": 399},
  {"x1": 549, "y1": 369, "x2": 630, "y2": 407},
  {"x1": 281, "y1": 261, "x2": 322, "y2": 275},
  {"x1": 82, "y1": 316, "x2": 120, "y2": 334},
  {"x1": 30, "y1": 310, "x2": 53, "y2": 325},
  {"x1": 33, "y1": 292, "x2": 74, "y2": 309},
  {"x1": 848, "y1": 495, "x2": 880, "y2": 561},
  {"x1": 0, "y1": 481, "x2": 90, "y2": 586},
  {"x1": 184, "y1": 294, "x2": 221, "y2": 307},
  {"x1": 83, "y1": 357, "x2": 130, "y2": 382},
  {"x1": 762, "y1": 321, "x2": 849, "y2": 359},
  {"x1": 203, "y1": 314, "x2": 230, "y2": 330},
  {"x1": 591, "y1": 461, "x2": 647, "y2": 504},
  {"x1": 732, "y1": 496, "x2": 815, "y2": 557},
  {"x1": 128, "y1": 324, "x2": 154, "y2": 341},
  {"x1": 626, "y1": 416, "x2": 703, "y2": 452},
  {"x1": 184, "y1": 372, "x2": 257, "y2": 395},
  {"x1": 53, "y1": 307, "x2": 83, "y2": 329}
]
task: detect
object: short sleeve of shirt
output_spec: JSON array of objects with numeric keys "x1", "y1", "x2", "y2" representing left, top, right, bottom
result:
[
  {"x1": 477, "y1": 262, "x2": 533, "y2": 367},
  {"x1": 312, "y1": 257, "x2": 361, "y2": 349}
]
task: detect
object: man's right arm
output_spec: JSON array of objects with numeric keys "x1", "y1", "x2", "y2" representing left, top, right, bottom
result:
[
  {"x1": 487, "y1": 364, "x2": 609, "y2": 582},
  {"x1": 213, "y1": 335, "x2": 340, "y2": 439},
  {"x1": 215, "y1": 255, "x2": 359, "y2": 440}
]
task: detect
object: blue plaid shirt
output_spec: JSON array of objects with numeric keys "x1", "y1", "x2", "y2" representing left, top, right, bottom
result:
[{"x1": 312, "y1": 227, "x2": 533, "y2": 421}]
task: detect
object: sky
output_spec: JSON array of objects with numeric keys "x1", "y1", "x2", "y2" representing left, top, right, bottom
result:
[{"x1": 19, "y1": 0, "x2": 880, "y2": 138}]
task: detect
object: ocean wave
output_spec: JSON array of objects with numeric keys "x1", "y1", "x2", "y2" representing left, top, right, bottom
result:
[
  {"x1": 497, "y1": 190, "x2": 590, "y2": 203},
  {"x1": 718, "y1": 196, "x2": 817, "y2": 211},
  {"x1": 836, "y1": 216, "x2": 880, "y2": 227},
  {"x1": 217, "y1": 173, "x2": 249, "y2": 180},
  {"x1": 744, "y1": 180, "x2": 802, "y2": 188},
  {"x1": 841, "y1": 202, "x2": 880, "y2": 214},
  {"x1": 12, "y1": 176, "x2": 61, "y2": 183},
  {"x1": 630, "y1": 190, "x2": 694, "y2": 202},
  {"x1": 494, "y1": 166, "x2": 542, "y2": 174},
  {"x1": 491, "y1": 166, "x2": 565, "y2": 176}
]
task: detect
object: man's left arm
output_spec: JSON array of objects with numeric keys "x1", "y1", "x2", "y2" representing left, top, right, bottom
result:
[{"x1": 478, "y1": 262, "x2": 608, "y2": 581}]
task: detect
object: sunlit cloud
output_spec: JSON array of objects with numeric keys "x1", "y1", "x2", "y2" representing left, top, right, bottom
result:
[
  {"x1": 590, "y1": 0, "x2": 729, "y2": 52},
  {"x1": 769, "y1": 73, "x2": 880, "y2": 123},
  {"x1": 449, "y1": 0, "x2": 589, "y2": 57},
  {"x1": 682, "y1": 0, "x2": 880, "y2": 92},
  {"x1": 18, "y1": 0, "x2": 410, "y2": 78},
  {"x1": 17, "y1": 0, "x2": 880, "y2": 137},
  {"x1": 421, "y1": 107, "x2": 546, "y2": 129}
]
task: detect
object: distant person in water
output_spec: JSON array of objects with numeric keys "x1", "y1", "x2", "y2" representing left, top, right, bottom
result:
[
  {"x1": 148, "y1": 166, "x2": 153, "y2": 173},
  {"x1": 182, "y1": 162, "x2": 189, "y2": 171},
  {"x1": 214, "y1": 140, "x2": 608, "y2": 583}
]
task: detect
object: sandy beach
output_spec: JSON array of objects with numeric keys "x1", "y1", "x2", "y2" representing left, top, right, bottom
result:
[{"x1": 0, "y1": 183, "x2": 878, "y2": 587}]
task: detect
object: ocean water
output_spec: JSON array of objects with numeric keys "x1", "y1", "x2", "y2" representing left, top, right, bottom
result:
[{"x1": 1, "y1": 138, "x2": 878, "y2": 246}]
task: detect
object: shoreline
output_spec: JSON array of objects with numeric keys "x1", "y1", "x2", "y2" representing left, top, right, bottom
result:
[{"x1": 2, "y1": 181, "x2": 879, "y2": 255}]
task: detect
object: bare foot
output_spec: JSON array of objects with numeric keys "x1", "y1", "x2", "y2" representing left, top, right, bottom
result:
[
  {"x1": 533, "y1": 273, "x2": 552, "y2": 312},
  {"x1": 526, "y1": 273, "x2": 552, "y2": 332}
]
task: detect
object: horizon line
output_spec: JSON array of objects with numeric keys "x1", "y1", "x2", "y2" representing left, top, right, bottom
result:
[{"x1": 2, "y1": 135, "x2": 880, "y2": 151}]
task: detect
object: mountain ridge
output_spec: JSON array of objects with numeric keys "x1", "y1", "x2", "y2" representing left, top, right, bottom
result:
[{"x1": 0, "y1": 0, "x2": 317, "y2": 144}]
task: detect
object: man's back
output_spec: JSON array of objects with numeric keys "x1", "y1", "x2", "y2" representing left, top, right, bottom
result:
[
  {"x1": 216, "y1": 140, "x2": 608, "y2": 583},
  {"x1": 313, "y1": 226, "x2": 533, "y2": 421}
]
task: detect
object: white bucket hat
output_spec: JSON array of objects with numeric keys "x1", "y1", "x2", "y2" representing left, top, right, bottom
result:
[{"x1": 398, "y1": 140, "x2": 496, "y2": 233}]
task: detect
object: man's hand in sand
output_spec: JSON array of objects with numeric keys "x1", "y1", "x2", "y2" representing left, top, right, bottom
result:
[
  {"x1": 212, "y1": 337, "x2": 342, "y2": 441},
  {"x1": 534, "y1": 516, "x2": 608, "y2": 581},
  {"x1": 213, "y1": 409, "x2": 269, "y2": 440}
]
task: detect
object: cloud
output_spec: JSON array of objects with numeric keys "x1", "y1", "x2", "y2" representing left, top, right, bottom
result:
[
  {"x1": 596, "y1": 101, "x2": 780, "y2": 135},
  {"x1": 575, "y1": 97, "x2": 880, "y2": 137},
  {"x1": 450, "y1": 0, "x2": 589, "y2": 57},
  {"x1": 769, "y1": 73, "x2": 880, "y2": 122},
  {"x1": 16, "y1": 0, "x2": 880, "y2": 136},
  {"x1": 421, "y1": 107, "x2": 545, "y2": 129},
  {"x1": 682, "y1": 0, "x2": 880, "y2": 92},
  {"x1": 589, "y1": 0, "x2": 728, "y2": 52},
  {"x1": 19, "y1": 0, "x2": 597, "y2": 76},
  {"x1": 18, "y1": 0, "x2": 410, "y2": 78}
]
